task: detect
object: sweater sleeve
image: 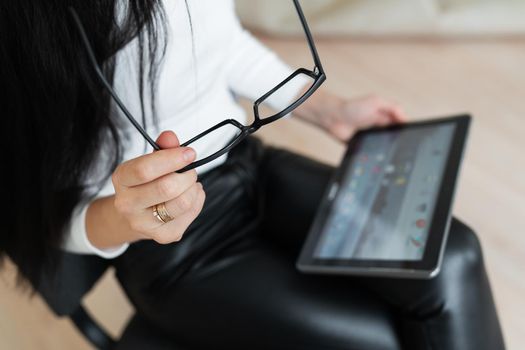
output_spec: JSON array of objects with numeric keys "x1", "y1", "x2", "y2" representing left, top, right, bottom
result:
[
  {"x1": 224, "y1": 1, "x2": 310, "y2": 112},
  {"x1": 61, "y1": 144, "x2": 129, "y2": 258}
]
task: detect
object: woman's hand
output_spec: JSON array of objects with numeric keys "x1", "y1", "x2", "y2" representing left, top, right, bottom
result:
[
  {"x1": 295, "y1": 89, "x2": 408, "y2": 142},
  {"x1": 86, "y1": 131, "x2": 205, "y2": 249},
  {"x1": 111, "y1": 131, "x2": 205, "y2": 244}
]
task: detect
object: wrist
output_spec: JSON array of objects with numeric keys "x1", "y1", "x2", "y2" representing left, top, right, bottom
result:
[
  {"x1": 294, "y1": 87, "x2": 345, "y2": 131},
  {"x1": 86, "y1": 195, "x2": 146, "y2": 250}
]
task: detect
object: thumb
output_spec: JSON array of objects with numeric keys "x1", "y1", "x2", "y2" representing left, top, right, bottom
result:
[{"x1": 156, "y1": 130, "x2": 180, "y2": 150}]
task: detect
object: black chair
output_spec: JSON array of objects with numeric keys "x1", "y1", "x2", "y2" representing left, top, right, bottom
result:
[{"x1": 9, "y1": 251, "x2": 186, "y2": 350}]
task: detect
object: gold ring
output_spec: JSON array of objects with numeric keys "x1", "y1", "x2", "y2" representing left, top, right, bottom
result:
[{"x1": 153, "y1": 202, "x2": 174, "y2": 224}]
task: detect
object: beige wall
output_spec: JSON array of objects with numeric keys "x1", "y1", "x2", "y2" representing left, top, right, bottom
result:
[{"x1": 236, "y1": 0, "x2": 525, "y2": 37}]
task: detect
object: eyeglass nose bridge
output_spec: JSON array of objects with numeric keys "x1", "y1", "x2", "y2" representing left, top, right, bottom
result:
[{"x1": 248, "y1": 120, "x2": 263, "y2": 133}]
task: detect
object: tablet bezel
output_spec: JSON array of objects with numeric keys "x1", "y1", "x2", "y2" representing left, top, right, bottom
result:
[{"x1": 297, "y1": 115, "x2": 471, "y2": 279}]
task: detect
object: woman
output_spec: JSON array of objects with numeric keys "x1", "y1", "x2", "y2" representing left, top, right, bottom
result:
[{"x1": 1, "y1": 1, "x2": 505, "y2": 349}]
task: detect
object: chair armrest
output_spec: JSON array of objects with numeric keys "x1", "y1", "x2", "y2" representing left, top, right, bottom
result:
[{"x1": 71, "y1": 304, "x2": 116, "y2": 350}]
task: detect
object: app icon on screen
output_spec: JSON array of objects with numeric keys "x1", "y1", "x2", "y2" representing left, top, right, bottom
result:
[
  {"x1": 416, "y1": 219, "x2": 427, "y2": 228},
  {"x1": 417, "y1": 203, "x2": 427, "y2": 212},
  {"x1": 409, "y1": 235, "x2": 424, "y2": 248},
  {"x1": 395, "y1": 177, "x2": 406, "y2": 186}
]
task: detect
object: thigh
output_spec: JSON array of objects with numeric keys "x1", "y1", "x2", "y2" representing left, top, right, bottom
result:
[
  {"x1": 359, "y1": 219, "x2": 505, "y2": 350},
  {"x1": 114, "y1": 143, "x2": 503, "y2": 350},
  {"x1": 115, "y1": 143, "x2": 402, "y2": 350},
  {"x1": 258, "y1": 148, "x2": 504, "y2": 350},
  {"x1": 134, "y1": 244, "x2": 403, "y2": 350},
  {"x1": 258, "y1": 146, "x2": 334, "y2": 255}
]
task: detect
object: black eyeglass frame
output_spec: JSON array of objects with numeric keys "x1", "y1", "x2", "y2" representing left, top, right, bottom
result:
[{"x1": 69, "y1": 0, "x2": 325, "y2": 173}]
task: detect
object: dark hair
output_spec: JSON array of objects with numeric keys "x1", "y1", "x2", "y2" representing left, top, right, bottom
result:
[{"x1": 0, "y1": 0, "x2": 166, "y2": 287}]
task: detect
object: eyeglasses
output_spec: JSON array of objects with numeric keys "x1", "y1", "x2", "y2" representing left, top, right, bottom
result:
[{"x1": 69, "y1": 0, "x2": 325, "y2": 173}]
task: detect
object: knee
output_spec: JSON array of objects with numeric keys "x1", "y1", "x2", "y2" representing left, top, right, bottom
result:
[{"x1": 445, "y1": 218, "x2": 484, "y2": 273}]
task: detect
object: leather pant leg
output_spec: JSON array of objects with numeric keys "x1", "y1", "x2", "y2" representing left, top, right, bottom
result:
[
  {"x1": 114, "y1": 138, "x2": 504, "y2": 350},
  {"x1": 261, "y1": 146, "x2": 505, "y2": 350}
]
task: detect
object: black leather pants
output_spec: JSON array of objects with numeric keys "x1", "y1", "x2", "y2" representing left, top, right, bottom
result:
[{"x1": 114, "y1": 138, "x2": 505, "y2": 350}]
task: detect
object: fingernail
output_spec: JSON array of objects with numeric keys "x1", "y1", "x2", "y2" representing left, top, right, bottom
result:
[{"x1": 183, "y1": 148, "x2": 196, "y2": 162}]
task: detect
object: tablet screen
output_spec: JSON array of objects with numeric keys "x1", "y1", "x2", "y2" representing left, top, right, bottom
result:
[{"x1": 315, "y1": 123, "x2": 456, "y2": 261}]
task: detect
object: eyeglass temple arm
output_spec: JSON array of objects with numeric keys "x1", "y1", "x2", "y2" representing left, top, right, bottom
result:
[
  {"x1": 293, "y1": 0, "x2": 324, "y2": 74},
  {"x1": 68, "y1": 7, "x2": 161, "y2": 151}
]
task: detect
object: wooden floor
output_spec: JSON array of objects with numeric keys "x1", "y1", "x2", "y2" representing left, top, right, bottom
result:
[{"x1": 1, "y1": 37, "x2": 524, "y2": 349}]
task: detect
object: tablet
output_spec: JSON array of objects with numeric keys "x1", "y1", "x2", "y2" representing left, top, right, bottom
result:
[{"x1": 297, "y1": 115, "x2": 471, "y2": 279}]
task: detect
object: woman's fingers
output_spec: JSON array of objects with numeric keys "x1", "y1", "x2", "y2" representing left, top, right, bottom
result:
[
  {"x1": 110, "y1": 130, "x2": 207, "y2": 245},
  {"x1": 156, "y1": 130, "x2": 180, "y2": 149},
  {"x1": 378, "y1": 100, "x2": 408, "y2": 123},
  {"x1": 386, "y1": 106, "x2": 407, "y2": 123},
  {"x1": 125, "y1": 182, "x2": 204, "y2": 234},
  {"x1": 148, "y1": 184, "x2": 206, "y2": 244},
  {"x1": 116, "y1": 179, "x2": 206, "y2": 243},
  {"x1": 126, "y1": 169, "x2": 198, "y2": 209},
  {"x1": 162, "y1": 181, "x2": 203, "y2": 220},
  {"x1": 113, "y1": 146, "x2": 196, "y2": 188},
  {"x1": 375, "y1": 113, "x2": 392, "y2": 126}
]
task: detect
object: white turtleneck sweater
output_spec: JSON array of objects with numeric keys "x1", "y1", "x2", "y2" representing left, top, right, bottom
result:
[{"x1": 63, "y1": 0, "x2": 307, "y2": 258}]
